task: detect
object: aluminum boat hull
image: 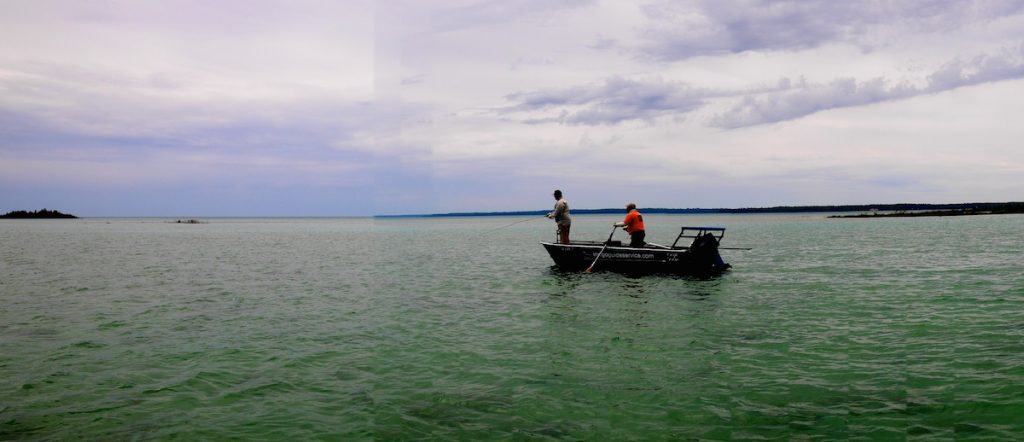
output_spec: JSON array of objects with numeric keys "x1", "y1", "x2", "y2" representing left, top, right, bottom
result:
[{"x1": 540, "y1": 241, "x2": 730, "y2": 275}]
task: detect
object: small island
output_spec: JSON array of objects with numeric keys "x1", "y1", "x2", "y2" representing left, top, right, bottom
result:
[{"x1": 1, "y1": 209, "x2": 78, "y2": 219}]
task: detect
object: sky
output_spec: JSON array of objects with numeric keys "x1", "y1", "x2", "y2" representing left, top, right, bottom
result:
[{"x1": 2, "y1": 0, "x2": 1023, "y2": 216}]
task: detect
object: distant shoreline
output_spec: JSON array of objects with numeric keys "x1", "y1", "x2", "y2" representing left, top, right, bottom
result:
[
  {"x1": 4, "y1": 203, "x2": 1020, "y2": 219},
  {"x1": 376, "y1": 202, "x2": 1024, "y2": 218},
  {"x1": 829, "y1": 203, "x2": 1024, "y2": 218}
]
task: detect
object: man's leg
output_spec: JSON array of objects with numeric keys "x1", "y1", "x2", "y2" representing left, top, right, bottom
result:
[{"x1": 630, "y1": 231, "x2": 645, "y2": 247}]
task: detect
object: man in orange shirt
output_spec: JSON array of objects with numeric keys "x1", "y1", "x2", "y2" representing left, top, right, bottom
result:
[{"x1": 614, "y1": 202, "x2": 646, "y2": 247}]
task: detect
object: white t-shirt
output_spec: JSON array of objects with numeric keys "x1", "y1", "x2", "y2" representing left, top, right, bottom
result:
[{"x1": 552, "y1": 199, "x2": 571, "y2": 226}]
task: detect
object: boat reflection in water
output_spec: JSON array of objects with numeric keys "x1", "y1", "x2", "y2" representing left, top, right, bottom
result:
[{"x1": 541, "y1": 226, "x2": 732, "y2": 276}]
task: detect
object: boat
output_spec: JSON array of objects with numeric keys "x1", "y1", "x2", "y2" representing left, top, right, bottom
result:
[{"x1": 541, "y1": 226, "x2": 732, "y2": 275}]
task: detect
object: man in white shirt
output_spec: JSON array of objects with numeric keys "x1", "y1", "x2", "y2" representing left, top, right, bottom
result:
[{"x1": 547, "y1": 189, "x2": 571, "y2": 244}]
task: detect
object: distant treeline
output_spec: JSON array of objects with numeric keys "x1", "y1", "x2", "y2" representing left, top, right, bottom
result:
[
  {"x1": 830, "y1": 202, "x2": 1024, "y2": 218},
  {"x1": 382, "y1": 202, "x2": 1024, "y2": 218},
  {"x1": 1, "y1": 209, "x2": 77, "y2": 219}
]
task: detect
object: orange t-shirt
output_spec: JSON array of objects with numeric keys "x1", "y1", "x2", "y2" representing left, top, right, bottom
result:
[{"x1": 623, "y1": 210, "x2": 645, "y2": 234}]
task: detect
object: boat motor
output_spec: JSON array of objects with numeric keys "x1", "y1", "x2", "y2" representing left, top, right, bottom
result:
[{"x1": 691, "y1": 232, "x2": 727, "y2": 268}]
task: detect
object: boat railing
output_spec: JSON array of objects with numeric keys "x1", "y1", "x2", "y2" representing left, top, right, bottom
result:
[{"x1": 670, "y1": 226, "x2": 726, "y2": 249}]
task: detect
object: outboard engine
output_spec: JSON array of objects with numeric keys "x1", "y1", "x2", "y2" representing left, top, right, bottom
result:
[{"x1": 690, "y1": 232, "x2": 728, "y2": 270}]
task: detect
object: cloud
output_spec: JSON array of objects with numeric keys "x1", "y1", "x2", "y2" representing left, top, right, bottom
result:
[
  {"x1": 501, "y1": 77, "x2": 708, "y2": 125},
  {"x1": 926, "y1": 45, "x2": 1024, "y2": 89},
  {"x1": 0, "y1": 58, "x2": 432, "y2": 189},
  {"x1": 5, "y1": 1, "x2": 1024, "y2": 215},
  {"x1": 382, "y1": 0, "x2": 594, "y2": 35},
  {"x1": 499, "y1": 43, "x2": 1024, "y2": 130},
  {"x1": 637, "y1": 0, "x2": 1024, "y2": 60},
  {"x1": 710, "y1": 77, "x2": 916, "y2": 128},
  {"x1": 712, "y1": 44, "x2": 1024, "y2": 127}
]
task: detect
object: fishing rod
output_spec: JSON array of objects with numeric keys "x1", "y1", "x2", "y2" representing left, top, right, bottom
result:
[{"x1": 479, "y1": 215, "x2": 546, "y2": 234}]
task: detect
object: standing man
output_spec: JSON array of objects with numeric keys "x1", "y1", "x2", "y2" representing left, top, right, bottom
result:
[
  {"x1": 547, "y1": 189, "x2": 571, "y2": 244},
  {"x1": 615, "y1": 202, "x2": 645, "y2": 247}
]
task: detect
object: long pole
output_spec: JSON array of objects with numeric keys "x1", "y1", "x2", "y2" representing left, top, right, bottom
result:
[
  {"x1": 649, "y1": 242, "x2": 750, "y2": 250},
  {"x1": 585, "y1": 225, "x2": 619, "y2": 273}
]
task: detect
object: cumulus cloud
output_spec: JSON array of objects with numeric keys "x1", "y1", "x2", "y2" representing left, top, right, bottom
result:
[
  {"x1": 713, "y1": 44, "x2": 1024, "y2": 127},
  {"x1": 499, "y1": 43, "x2": 1024, "y2": 129},
  {"x1": 710, "y1": 77, "x2": 917, "y2": 128},
  {"x1": 638, "y1": 0, "x2": 1024, "y2": 59},
  {"x1": 926, "y1": 45, "x2": 1024, "y2": 89},
  {"x1": 501, "y1": 77, "x2": 709, "y2": 125}
]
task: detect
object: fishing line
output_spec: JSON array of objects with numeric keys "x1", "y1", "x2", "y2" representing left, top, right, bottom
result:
[{"x1": 478, "y1": 216, "x2": 546, "y2": 235}]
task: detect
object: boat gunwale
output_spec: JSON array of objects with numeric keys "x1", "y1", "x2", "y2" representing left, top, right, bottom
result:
[{"x1": 540, "y1": 241, "x2": 690, "y2": 252}]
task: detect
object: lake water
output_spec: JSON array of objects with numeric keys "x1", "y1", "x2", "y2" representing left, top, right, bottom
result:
[{"x1": 2, "y1": 213, "x2": 1023, "y2": 439}]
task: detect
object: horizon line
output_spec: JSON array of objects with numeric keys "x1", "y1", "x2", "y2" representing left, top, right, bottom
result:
[
  {"x1": 5, "y1": 201, "x2": 1020, "y2": 219},
  {"x1": 373, "y1": 201, "x2": 1022, "y2": 218}
]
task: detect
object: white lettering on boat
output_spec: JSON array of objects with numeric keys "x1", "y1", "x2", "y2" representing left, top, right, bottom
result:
[{"x1": 594, "y1": 252, "x2": 658, "y2": 259}]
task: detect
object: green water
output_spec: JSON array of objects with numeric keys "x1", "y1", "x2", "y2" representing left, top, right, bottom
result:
[{"x1": 2, "y1": 214, "x2": 1023, "y2": 440}]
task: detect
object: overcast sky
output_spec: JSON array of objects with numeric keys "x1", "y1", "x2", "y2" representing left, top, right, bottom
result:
[{"x1": 2, "y1": 0, "x2": 1022, "y2": 216}]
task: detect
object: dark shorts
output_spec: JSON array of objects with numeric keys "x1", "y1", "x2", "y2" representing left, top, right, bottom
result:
[{"x1": 630, "y1": 230, "x2": 646, "y2": 247}]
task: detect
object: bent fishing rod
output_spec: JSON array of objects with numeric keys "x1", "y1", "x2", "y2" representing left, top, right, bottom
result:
[{"x1": 479, "y1": 215, "x2": 547, "y2": 234}]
